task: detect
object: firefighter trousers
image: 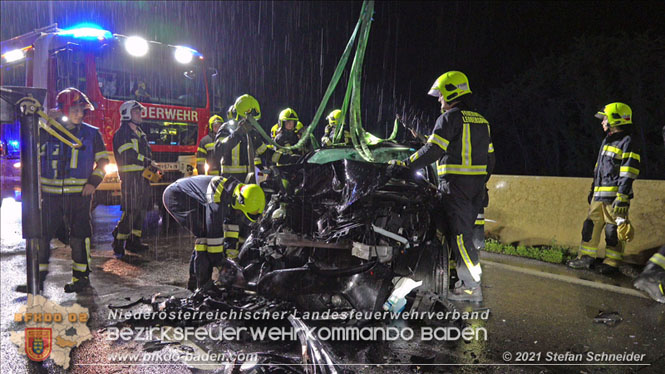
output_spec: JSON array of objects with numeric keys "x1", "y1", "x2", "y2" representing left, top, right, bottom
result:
[
  {"x1": 579, "y1": 200, "x2": 625, "y2": 266},
  {"x1": 437, "y1": 178, "x2": 485, "y2": 288},
  {"x1": 472, "y1": 208, "x2": 486, "y2": 251},
  {"x1": 114, "y1": 210, "x2": 146, "y2": 241},
  {"x1": 40, "y1": 194, "x2": 93, "y2": 283},
  {"x1": 162, "y1": 179, "x2": 225, "y2": 288}
]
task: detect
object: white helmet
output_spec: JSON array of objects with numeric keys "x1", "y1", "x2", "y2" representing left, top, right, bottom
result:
[{"x1": 119, "y1": 100, "x2": 146, "y2": 121}]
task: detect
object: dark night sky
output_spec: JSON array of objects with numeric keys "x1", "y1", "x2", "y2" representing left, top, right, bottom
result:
[{"x1": 2, "y1": 1, "x2": 665, "y2": 175}]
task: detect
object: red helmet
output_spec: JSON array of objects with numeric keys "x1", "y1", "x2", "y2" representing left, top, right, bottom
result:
[{"x1": 55, "y1": 87, "x2": 94, "y2": 114}]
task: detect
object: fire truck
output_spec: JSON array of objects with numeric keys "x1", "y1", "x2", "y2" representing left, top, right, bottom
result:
[{"x1": 1, "y1": 23, "x2": 216, "y2": 205}]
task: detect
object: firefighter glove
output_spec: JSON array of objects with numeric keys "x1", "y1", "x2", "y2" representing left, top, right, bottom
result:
[
  {"x1": 616, "y1": 219, "x2": 635, "y2": 242},
  {"x1": 612, "y1": 199, "x2": 629, "y2": 216}
]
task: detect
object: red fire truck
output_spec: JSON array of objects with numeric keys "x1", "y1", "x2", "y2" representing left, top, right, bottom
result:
[{"x1": 1, "y1": 23, "x2": 215, "y2": 204}]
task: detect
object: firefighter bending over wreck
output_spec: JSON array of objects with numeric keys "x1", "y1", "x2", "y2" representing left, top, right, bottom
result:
[
  {"x1": 36, "y1": 88, "x2": 109, "y2": 293},
  {"x1": 388, "y1": 71, "x2": 495, "y2": 302},
  {"x1": 112, "y1": 100, "x2": 160, "y2": 258},
  {"x1": 567, "y1": 103, "x2": 640, "y2": 275},
  {"x1": 162, "y1": 175, "x2": 266, "y2": 290}
]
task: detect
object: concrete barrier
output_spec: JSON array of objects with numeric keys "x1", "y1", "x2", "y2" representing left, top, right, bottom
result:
[{"x1": 485, "y1": 175, "x2": 665, "y2": 264}]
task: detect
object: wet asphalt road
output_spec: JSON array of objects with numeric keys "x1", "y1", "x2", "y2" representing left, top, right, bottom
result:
[{"x1": 1, "y1": 199, "x2": 663, "y2": 373}]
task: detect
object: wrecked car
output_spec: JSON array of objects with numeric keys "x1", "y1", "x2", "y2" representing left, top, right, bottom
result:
[{"x1": 235, "y1": 143, "x2": 450, "y2": 312}]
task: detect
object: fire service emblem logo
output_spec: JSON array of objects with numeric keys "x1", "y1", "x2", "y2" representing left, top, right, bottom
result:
[{"x1": 25, "y1": 328, "x2": 52, "y2": 361}]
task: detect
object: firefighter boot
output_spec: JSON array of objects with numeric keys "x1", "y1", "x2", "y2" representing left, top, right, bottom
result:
[
  {"x1": 64, "y1": 277, "x2": 91, "y2": 293},
  {"x1": 112, "y1": 228, "x2": 126, "y2": 258},
  {"x1": 634, "y1": 276, "x2": 665, "y2": 303},
  {"x1": 567, "y1": 255, "x2": 595, "y2": 269},
  {"x1": 125, "y1": 236, "x2": 149, "y2": 254},
  {"x1": 447, "y1": 281, "x2": 483, "y2": 302}
]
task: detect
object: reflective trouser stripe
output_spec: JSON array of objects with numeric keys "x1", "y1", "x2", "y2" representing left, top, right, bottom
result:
[
  {"x1": 224, "y1": 231, "x2": 239, "y2": 239},
  {"x1": 39, "y1": 264, "x2": 49, "y2": 271},
  {"x1": 207, "y1": 245, "x2": 225, "y2": 253},
  {"x1": 226, "y1": 248, "x2": 239, "y2": 259},
  {"x1": 131, "y1": 229, "x2": 142, "y2": 237},
  {"x1": 475, "y1": 219, "x2": 485, "y2": 225},
  {"x1": 457, "y1": 234, "x2": 481, "y2": 282},
  {"x1": 195, "y1": 244, "x2": 207, "y2": 252},
  {"x1": 650, "y1": 253, "x2": 665, "y2": 270},
  {"x1": 208, "y1": 170, "x2": 220, "y2": 175},
  {"x1": 579, "y1": 245, "x2": 597, "y2": 256},
  {"x1": 72, "y1": 262, "x2": 87, "y2": 272},
  {"x1": 605, "y1": 248, "x2": 623, "y2": 260}
]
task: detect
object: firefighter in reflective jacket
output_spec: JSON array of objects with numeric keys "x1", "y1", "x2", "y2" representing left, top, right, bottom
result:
[
  {"x1": 272, "y1": 108, "x2": 304, "y2": 146},
  {"x1": 214, "y1": 94, "x2": 269, "y2": 182},
  {"x1": 271, "y1": 109, "x2": 304, "y2": 142},
  {"x1": 216, "y1": 95, "x2": 298, "y2": 179},
  {"x1": 390, "y1": 71, "x2": 495, "y2": 302},
  {"x1": 112, "y1": 100, "x2": 159, "y2": 257},
  {"x1": 321, "y1": 109, "x2": 351, "y2": 147},
  {"x1": 38, "y1": 88, "x2": 109, "y2": 293},
  {"x1": 568, "y1": 103, "x2": 640, "y2": 275},
  {"x1": 633, "y1": 124, "x2": 665, "y2": 303},
  {"x1": 163, "y1": 176, "x2": 265, "y2": 289},
  {"x1": 196, "y1": 115, "x2": 223, "y2": 175}
]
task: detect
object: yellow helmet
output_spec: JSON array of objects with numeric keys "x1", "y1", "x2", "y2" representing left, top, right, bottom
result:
[
  {"x1": 226, "y1": 105, "x2": 237, "y2": 122},
  {"x1": 326, "y1": 109, "x2": 342, "y2": 126},
  {"x1": 231, "y1": 184, "x2": 266, "y2": 222},
  {"x1": 208, "y1": 115, "x2": 224, "y2": 132},
  {"x1": 428, "y1": 71, "x2": 471, "y2": 102},
  {"x1": 595, "y1": 102, "x2": 632, "y2": 127},
  {"x1": 233, "y1": 94, "x2": 261, "y2": 120},
  {"x1": 278, "y1": 108, "x2": 303, "y2": 132}
]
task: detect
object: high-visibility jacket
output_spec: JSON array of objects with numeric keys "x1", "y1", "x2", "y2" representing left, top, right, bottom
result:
[
  {"x1": 40, "y1": 121, "x2": 109, "y2": 194},
  {"x1": 405, "y1": 104, "x2": 495, "y2": 179},
  {"x1": 321, "y1": 124, "x2": 351, "y2": 146},
  {"x1": 113, "y1": 122, "x2": 154, "y2": 210},
  {"x1": 196, "y1": 134, "x2": 219, "y2": 175},
  {"x1": 112, "y1": 123, "x2": 153, "y2": 175},
  {"x1": 214, "y1": 121, "x2": 268, "y2": 176},
  {"x1": 591, "y1": 130, "x2": 640, "y2": 204}
]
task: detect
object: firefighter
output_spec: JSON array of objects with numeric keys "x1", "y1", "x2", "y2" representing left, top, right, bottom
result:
[
  {"x1": 567, "y1": 103, "x2": 640, "y2": 275},
  {"x1": 389, "y1": 71, "x2": 495, "y2": 302},
  {"x1": 196, "y1": 115, "x2": 223, "y2": 175},
  {"x1": 271, "y1": 108, "x2": 305, "y2": 144},
  {"x1": 273, "y1": 108, "x2": 304, "y2": 147},
  {"x1": 162, "y1": 175, "x2": 266, "y2": 289},
  {"x1": 320, "y1": 109, "x2": 351, "y2": 147},
  {"x1": 215, "y1": 94, "x2": 300, "y2": 182},
  {"x1": 38, "y1": 87, "x2": 109, "y2": 293},
  {"x1": 112, "y1": 100, "x2": 160, "y2": 258}
]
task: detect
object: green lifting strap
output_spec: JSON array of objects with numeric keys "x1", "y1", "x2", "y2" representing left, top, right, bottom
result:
[{"x1": 247, "y1": 0, "x2": 395, "y2": 162}]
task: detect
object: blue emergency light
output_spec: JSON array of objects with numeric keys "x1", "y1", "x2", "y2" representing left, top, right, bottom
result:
[{"x1": 58, "y1": 23, "x2": 112, "y2": 40}]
